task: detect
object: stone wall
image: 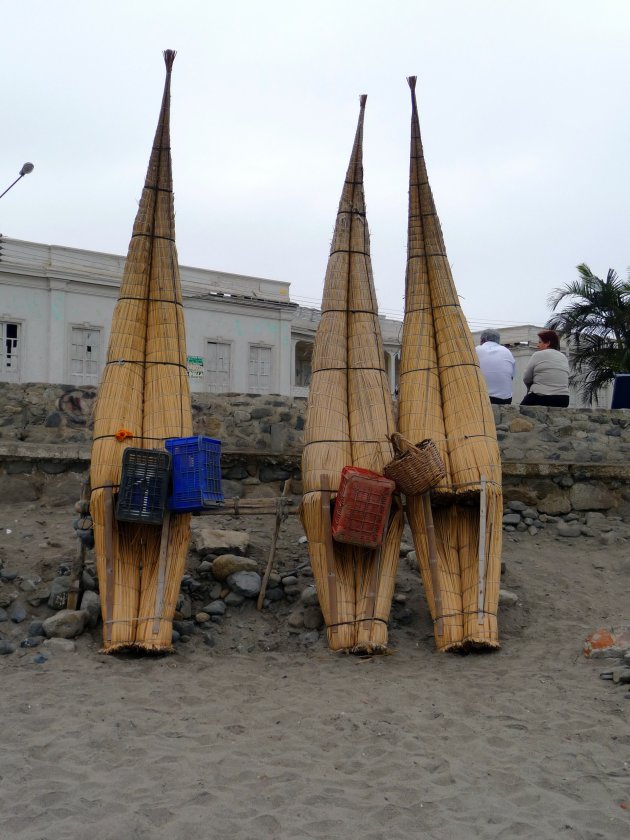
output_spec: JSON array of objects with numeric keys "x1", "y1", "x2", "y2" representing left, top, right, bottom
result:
[
  {"x1": 1, "y1": 383, "x2": 629, "y2": 512},
  {"x1": 494, "y1": 403, "x2": 630, "y2": 515}
]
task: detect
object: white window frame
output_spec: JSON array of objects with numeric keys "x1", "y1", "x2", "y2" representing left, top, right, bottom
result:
[
  {"x1": 293, "y1": 339, "x2": 313, "y2": 388},
  {"x1": 205, "y1": 340, "x2": 232, "y2": 393},
  {"x1": 248, "y1": 343, "x2": 273, "y2": 393},
  {"x1": 69, "y1": 325, "x2": 102, "y2": 386},
  {"x1": 0, "y1": 320, "x2": 22, "y2": 382}
]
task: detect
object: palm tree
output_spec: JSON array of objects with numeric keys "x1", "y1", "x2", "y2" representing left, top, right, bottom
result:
[{"x1": 546, "y1": 263, "x2": 630, "y2": 405}]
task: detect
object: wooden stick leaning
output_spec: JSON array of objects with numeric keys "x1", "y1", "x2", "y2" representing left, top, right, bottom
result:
[
  {"x1": 477, "y1": 476, "x2": 487, "y2": 624},
  {"x1": 152, "y1": 509, "x2": 171, "y2": 635},
  {"x1": 257, "y1": 479, "x2": 292, "y2": 610},
  {"x1": 103, "y1": 485, "x2": 115, "y2": 645},
  {"x1": 421, "y1": 491, "x2": 443, "y2": 637},
  {"x1": 67, "y1": 543, "x2": 86, "y2": 612},
  {"x1": 320, "y1": 476, "x2": 339, "y2": 637}
]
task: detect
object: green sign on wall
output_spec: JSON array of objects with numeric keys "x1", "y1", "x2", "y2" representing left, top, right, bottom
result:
[{"x1": 187, "y1": 355, "x2": 204, "y2": 378}]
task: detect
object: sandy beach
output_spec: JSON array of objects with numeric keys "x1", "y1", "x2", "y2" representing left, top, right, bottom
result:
[{"x1": 1, "y1": 483, "x2": 629, "y2": 840}]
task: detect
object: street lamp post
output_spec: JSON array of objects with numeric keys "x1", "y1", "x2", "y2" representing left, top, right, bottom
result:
[{"x1": 0, "y1": 162, "x2": 35, "y2": 200}]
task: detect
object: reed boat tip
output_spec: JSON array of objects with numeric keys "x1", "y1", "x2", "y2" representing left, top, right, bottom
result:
[{"x1": 163, "y1": 49, "x2": 176, "y2": 71}]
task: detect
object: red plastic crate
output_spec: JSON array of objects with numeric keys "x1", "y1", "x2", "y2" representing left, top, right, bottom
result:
[{"x1": 331, "y1": 466, "x2": 395, "y2": 549}]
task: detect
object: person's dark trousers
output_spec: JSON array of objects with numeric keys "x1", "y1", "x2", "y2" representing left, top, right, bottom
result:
[
  {"x1": 520, "y1": 392, "x2": 570, "y2": 407},
  {"x1": 489, "y1": 396, "x2": 512, "y2": 405}
]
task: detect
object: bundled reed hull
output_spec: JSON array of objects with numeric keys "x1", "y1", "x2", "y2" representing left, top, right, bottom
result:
[
  {"x1": 301, "y1": 96, "x2": 402, "y2": 654},
  {"x1": 398, "y1": 78, "x2": 502, "y2": 651},
  {"x1": 90, "y1": 51, "x2": 192, "y2": 653}
]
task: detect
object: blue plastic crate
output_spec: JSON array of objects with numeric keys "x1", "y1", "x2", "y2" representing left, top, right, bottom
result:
[{"x1": 165, "y1": 436, "x2": 224, "y2": 512}]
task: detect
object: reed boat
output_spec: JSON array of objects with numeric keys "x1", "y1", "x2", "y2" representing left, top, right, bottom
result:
[
  {"x1": 90, "y1": 51, "x2": 192, "y2": 653},
  {"x1": 397, "y1": 77, "x2": 502, "y2": 651},
  {"x1": 300, "y1": 96, "x2": 404, "y2": 654}
]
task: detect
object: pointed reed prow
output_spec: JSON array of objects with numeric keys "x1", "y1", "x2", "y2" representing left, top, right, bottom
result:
[{"x1": 163, "y1": 49, "x2": 176, "y2": 72}]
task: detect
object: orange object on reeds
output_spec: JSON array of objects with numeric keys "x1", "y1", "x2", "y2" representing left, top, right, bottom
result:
[
  {"x1": 300, "y1": 95, "x2": 403, "y2": 654},
  {"x1": 90, "y1": 50, "x2": 192, "y2": 653},
  {"x1": 397, "y1": 76, "x2": 502, "y2": 652}
]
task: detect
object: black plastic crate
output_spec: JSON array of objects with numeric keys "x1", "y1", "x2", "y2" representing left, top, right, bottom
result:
[
  {"x1": 611, "y1": 374, "x2": 630, "y2": 409},
  {"x1": 115, "y1": 448, "x2": 171, "y2": 525}
]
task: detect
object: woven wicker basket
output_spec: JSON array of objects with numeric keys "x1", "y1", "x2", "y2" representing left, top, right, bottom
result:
[{"x1": 384, "y1": 432, "x2": 446, "y2": 496}]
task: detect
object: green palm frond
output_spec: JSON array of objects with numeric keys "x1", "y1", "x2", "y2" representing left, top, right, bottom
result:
[{"x1": 546, "y1": 264, "x2": 630, "y2": 403}]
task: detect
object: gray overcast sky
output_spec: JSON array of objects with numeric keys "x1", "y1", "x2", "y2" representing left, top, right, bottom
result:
[{"x1": 2, "y1": 0, "x2": 629, "y2": 330}]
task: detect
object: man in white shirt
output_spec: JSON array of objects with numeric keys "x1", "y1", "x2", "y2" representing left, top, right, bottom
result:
[{"x1": 475, "y1": 329, "x2": 516, "y2": 405}]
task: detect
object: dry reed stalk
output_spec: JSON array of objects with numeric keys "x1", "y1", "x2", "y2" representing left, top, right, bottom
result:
[
  {"x1": 90, "y1": 234, "x2": 151, "y2": 493},
  {"x1": 346, "y1": 217, "x2": 400, "y2": 651},
  {"x1": 92, "y1": 489, "x2": 140, "y2": 650},
  {"x1": 406, "y1": 497, "x2": 464, "y2": 650},
  {"x1": 404, "y1": 77, "x2": 500, "y2": 498},
  {"x1": 342, "y1": 94, "x2": 401, "y2": 658},
  {"x1": 301, "y1": 95, "x2": 400, "y2": 653},
  {"x1": 301, "y1": 242, "x2": 352, "y2": 491},
  {"x1": 343, "y1": 118, "x2": 396, "y2": 471},
  {"x1": 397, "y1": 77, "x2": 451, "y2": 498},
  {"x1": 459, "y1": 487, "x2": 502, "y2": 648},
  {"x1": 398, "y1": 76, "x2": 503, "y2": 651},
  {"x1": 89, "y1": 239, "x2": 149, "y2": 626},
  {"x1": 396, "y1": 291, "x2": 450, "y2": 496},
  {"x1": 302, "y1": 370, "x2": 351, "y2": 492},
  {"x1": 90, "y1": 50, "x2": 192, "y2": 652},
  {"x1": 332, "y1": 546, "x2": 360, "y2": 650},
  {"x1": 347, "y1": 308, "x2": 396, "y2": 473},
  {"x1": 90, "y1": 277, "x2": 145, "y2": 651},
  {"x1": 299, "y1": 491, "x2": 356, "y2": 651},
  {"x1": 397, "y1": 76, "x2": 462, "y2": 649},
  {"x1": 354, "y1": 503, "x2": 404, "y2": 653},
  {"x1": 133, "y1": 49, "x2": 192, "y2": 652},
  {"x1": 135, "y1": 514, "x2": 191, "y2": 650}
]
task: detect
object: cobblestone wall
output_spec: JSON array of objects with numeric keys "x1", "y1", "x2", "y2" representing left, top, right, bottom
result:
[
  {"x1": 0, "y1": 384, "x2": 305, "y2": 453},
  {"x1": 1, "y1": 384, "x2": 629, "y2": 511}
]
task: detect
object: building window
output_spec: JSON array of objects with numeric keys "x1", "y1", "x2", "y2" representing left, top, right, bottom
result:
[
  {"x1": 294, "y1": 340, "x2": 313, "y2": 387},
  {"x1": 0, "y1": 321, "x2": 21, "y2": 382},
  {"x1": 206, "y1": 341, "x2": 231, "y2": 393},
  {"x1": 70, "y1": 327, "x2": 101, "y2": 385},
  {"x1": 249, "y1": 344, "x2": 272, "y2": 392}
]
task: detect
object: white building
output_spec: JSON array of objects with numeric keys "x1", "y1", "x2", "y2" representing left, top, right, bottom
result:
[
  {"x1": 0, "y1": 237, "x2": 401, "y2": 397},
  {"x1": 2, "y1": 237, "x2": 612, "y2": 407}
]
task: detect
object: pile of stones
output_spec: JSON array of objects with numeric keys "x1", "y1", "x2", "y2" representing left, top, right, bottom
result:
[
  {"x1": 0, "y1": 523, "x2": 324, "y2": 658},
  {"x1": 502, "y1": 500, "x2": 627, "y2": 543}
]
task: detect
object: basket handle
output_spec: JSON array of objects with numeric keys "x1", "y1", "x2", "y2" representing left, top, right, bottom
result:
[{"x1": 389, "y1": 432, "x2": 422, "y2": 456}]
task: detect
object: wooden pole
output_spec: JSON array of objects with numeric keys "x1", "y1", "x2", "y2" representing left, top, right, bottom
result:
[
  {"x1": 152, "y1": 509, "x2": 171, "y2": 634},
  {"x1": 321, "y1": 475, "x2": 338, "y2": 629},
  {"x1": 103, "y1": 485, "x2": 114, "y2": 643},
  {"x1": 478, "y1": 476, "x2": 487, "y2": 624},
  {"x1": 256, "y1": 479, "x2": 292, "y2": 610},
  {"x1": 198, "y1": 498, "x2": 298, "y2": 517},
  {"x1": 421, "y1": 491, "x2": 443, "y2": 637},
  {"x1": 66, "y1": 543, "x2": 86, "y2": 611}
]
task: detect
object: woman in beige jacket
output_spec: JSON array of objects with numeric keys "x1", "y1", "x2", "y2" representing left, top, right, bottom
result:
[{"x1": 521, "y1": 329, "x2": 570, "y2": 407}]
